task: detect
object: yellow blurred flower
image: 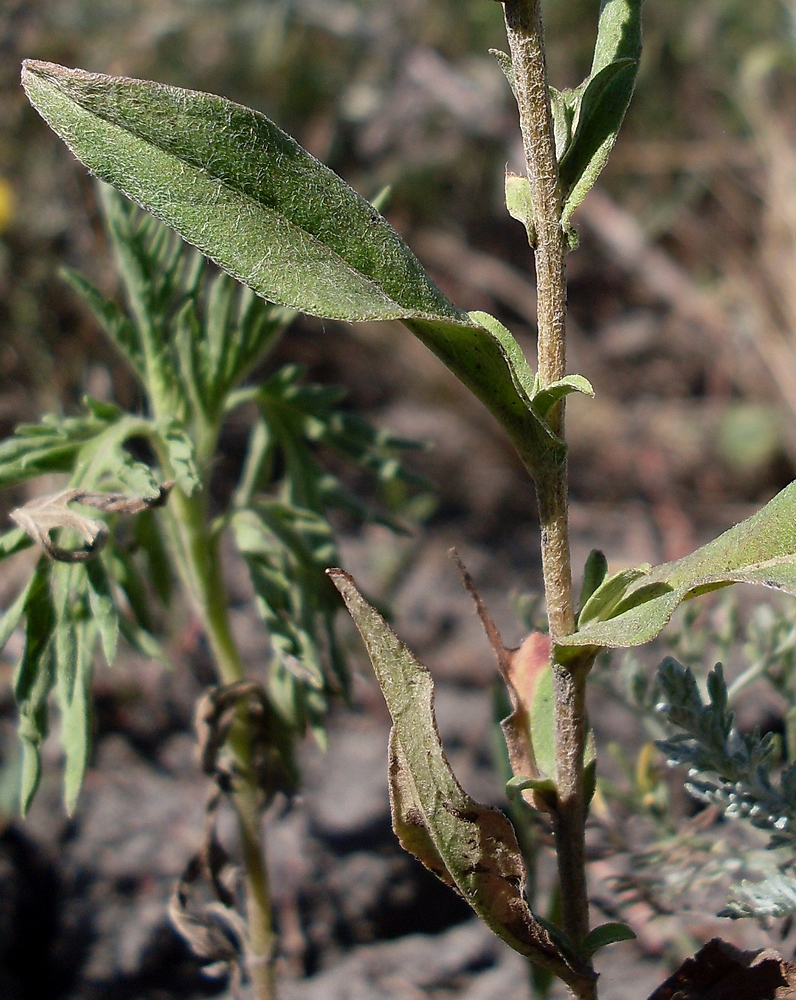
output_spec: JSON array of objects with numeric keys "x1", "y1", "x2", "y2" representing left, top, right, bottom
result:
[{"x1": 0, "y1": 177, "x2": 14, "y2": 232}]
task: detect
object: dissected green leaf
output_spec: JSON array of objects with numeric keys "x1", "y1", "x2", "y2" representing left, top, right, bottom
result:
[
  {"x1": 0, "y1": 570, "x2": 39, "y2": 652},
  {"x1": 131, "y1": 509, "x2": 173, "y2": 608},
  {"x1": 0, "y1": 405, "x2": 120, "y2": 488},
  {"x1": 232, "y1": 363, "x2": 426, "y2": 530},
  {"x1": 231, "y1": 503, "x2": 343, "y2": 732},
  {"x1": 328, "y1": 568, "x2": 594, "y2": 992},
  {"x1": 22, "y1": 62, "x2": 563, "y2": 479},
  {"x1": 57, "y1": 614, "x2": 96, "y2": 814},
  {"x1": 158, "y1": 422, "x2": 200, "y2": 496},
  {"x1": 85, "y1": 558, "x2": 119, "y2": 666},
  {"x1": 13, "y1": 559, "x2": 57, "y2": 814},
  {"x1": 61, "y1": 267, "x2": 144, "y2": 378},
  {"x1": 0, "y1": 528, "x2": 32, "y2": 562},
  {"x1": 561, "y1": 481, "x2": 796, "y2": 651}
]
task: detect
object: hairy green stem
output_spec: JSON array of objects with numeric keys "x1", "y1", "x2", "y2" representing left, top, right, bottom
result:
[
  {"x1": 165, "y1": 485, "x2": 277, "y2": 1000},
  {"x1": 502, "y1": 0, "x2": 594, "y2": 990},
  {"x1": 145, "y1": 356, "x2": 277, "y2": 997}
]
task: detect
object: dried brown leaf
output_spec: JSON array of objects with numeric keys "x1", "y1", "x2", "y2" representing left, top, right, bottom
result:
[
  {"x1": 10, "y1": 483, "x2": 173, "y2": 562},
  {"x1": 646, "y1": 938, "x2": 796, "y2": 1000}
]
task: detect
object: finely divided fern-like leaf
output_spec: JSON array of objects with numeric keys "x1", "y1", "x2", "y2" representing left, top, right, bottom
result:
[{"x1": 656, "y1": 659, "x2": 796, "y2": 850}]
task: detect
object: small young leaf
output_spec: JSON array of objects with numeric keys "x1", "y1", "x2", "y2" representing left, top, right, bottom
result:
[
  {"x1": 580, "y1": 922, "x2": 636, "y2": 958},
  {"x1": 577, "y1": 565, "x2": 650, "y2": 628},
  {"x1": 532, "y1": 374, "x2": 594, "y2": 423},
  {"x1": 549, "y1": 87, "x2": 573, "y2": 163},
  {"x1": 489, "y1": 48, "x2": 516, "y2": 98},
  {"x1": 578, "y1": 550, "x2": 609, "y2": 618},
  {"x1": 559, "y1": 0, "x2": 643, "y2": 227},
  {"x1": 562, "y1": 480, "x2": 796, "y2": 651},
  {"x1": 505, "y1": 171, "x2": 535, "y2": 244}
]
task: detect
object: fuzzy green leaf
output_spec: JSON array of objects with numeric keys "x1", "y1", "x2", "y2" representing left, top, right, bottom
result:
[
  {"x1": 561, "y1": 481, "x2": 796, "y2": 650},
  {"x1": 22, "y1": 60, "x2": 461, "y2": 324},
  {"x1": 505, "y1": 171, "x2": 535, "y2": 243},
  {"x1": 328, "y1": 568, "x2": 592, "y2": 988},
  {"x1": 549, "y1": 87, "x2": 573, "y2": 163},
  {"x1": 559, "y1": 0, "x2": 643, "y2": 227},
  {"x1": 489, "y1": 48, "x2": 516, "y2": 98},
  {"x1": 532, "y1": 374, "x2": 594, "y2": 423},
  {"x1": 22, "y1": 61, "x2": 561, "y2": 477},
  {"x1": 468, "y1": 311, "x2": 536, "y2": 405}
]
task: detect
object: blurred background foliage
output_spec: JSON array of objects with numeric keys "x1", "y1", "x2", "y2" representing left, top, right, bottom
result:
[{"x1": 2, "y1": 0, "x2": 796, "y2": 564}]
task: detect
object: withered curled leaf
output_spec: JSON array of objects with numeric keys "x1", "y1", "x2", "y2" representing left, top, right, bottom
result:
[{"x1": 10, "y1": 483, "x2": 173, "y2": 562}]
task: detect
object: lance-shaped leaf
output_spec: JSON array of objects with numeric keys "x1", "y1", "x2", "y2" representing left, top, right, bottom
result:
[
  {"x1": 327, "y1": 569, "x2": 594, "y2": 992},
  {"x1": 559, "y1": 481, "x2": 796, "y2": 652},
  {"x1": 558, "y1": 0, "x2": 643, "y2": 227},
  {"x1": 21, "y1": 61, "x2": 561, "y2": 475}
]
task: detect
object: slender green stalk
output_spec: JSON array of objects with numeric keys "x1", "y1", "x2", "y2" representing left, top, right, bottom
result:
[
  {"x1": 149, "y1": 365, "x2": 277, "y2": 1000},
  {"x1": 166, "y1": 486, "x2": 277, "y2": 1000},
  {"x1": 502, "y1": 0, "x2": 595, "y2": 989}
]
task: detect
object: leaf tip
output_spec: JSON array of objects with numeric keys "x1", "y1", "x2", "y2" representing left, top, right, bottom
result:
[{"x1": 325, "y1": 567, "x2": 353, "y2": 597}]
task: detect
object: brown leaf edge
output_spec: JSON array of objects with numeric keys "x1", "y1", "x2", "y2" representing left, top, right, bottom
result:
[
  {"x1": 450, "y1": 549, "x2": 556, "y2": 811},
  {"x1": 327, "y1": 567, "x2": 596, "y2": 995},
  {"x1": 646, "y1": 938, "x2": 796, "y2": 1000}
]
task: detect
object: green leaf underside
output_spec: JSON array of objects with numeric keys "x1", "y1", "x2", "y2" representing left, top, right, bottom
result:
[
  {"x1": 22, "y1": 61, "x2": 560, "y2": 475},
  {"x1": 328, "y1": 569, "x2": 589, "y2": 984},
  {"x1": 561, "y1": 481, "x2": 796, "y2": 650}
]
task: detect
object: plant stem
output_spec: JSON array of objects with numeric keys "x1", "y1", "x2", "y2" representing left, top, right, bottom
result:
[
  {"x1": 166, "y1": 486, "x2": 277, "y2": 1000},
  {"x1": 502, "y1": 0, "x2": 595, "y2": 990}
]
